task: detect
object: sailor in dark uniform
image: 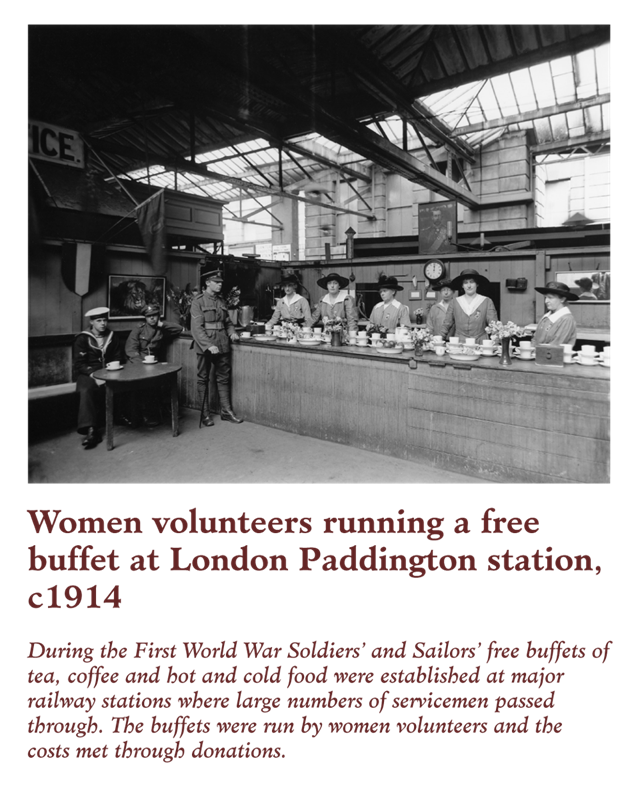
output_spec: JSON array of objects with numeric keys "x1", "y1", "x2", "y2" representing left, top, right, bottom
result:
[
  {"x1": 190, "y1": 270, "x2": 242, "y2": 426},
  {"x1": 72, "y1": 307, "x2": 125, "y2": 449}
]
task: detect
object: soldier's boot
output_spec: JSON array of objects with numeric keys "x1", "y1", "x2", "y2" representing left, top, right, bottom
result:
[
  {"x1": 83, "y1": 427, "x2": 101, "y2": 449},
  {"x1": 219, "y1": 385, "x2": 243, "y2": 424},
  {"x1": 197, "y1": 380, "x2": 215, "y2": 427}
]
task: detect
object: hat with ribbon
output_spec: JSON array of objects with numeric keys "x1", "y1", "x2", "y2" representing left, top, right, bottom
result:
[
  {"x1": 377, "y1": 275, "x2": 404, "y2": 292},
  {"x1": 449, "y1": 268, "x2": 491, "y2": 292},
  {"x1": 278, "y1": 274, "x2": 301, "y2": 288},
  {"x1": 432, "y1": 279, "x2": 454, "y2": 291},
  {"x1": 317, "y1": 272, "x2": 350, "y2": 290},
  {"x1": 85, "y1": 307, "x2": 109, "y2": 319},
  {"x1": 534, "y1": 281, "x2": 579, "y2": 301}
]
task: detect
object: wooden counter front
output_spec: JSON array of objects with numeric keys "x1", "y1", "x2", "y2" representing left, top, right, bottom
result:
[{"x1": 168, "y1": 337, "x2": 610, "y2": 483}]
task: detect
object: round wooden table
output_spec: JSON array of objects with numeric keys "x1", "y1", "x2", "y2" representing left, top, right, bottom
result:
[{"x1": 93, "y1": 363, "x2": 182, "y2": 450}]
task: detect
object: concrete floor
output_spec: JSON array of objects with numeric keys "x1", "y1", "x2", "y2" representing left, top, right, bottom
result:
[{"x1": 28, "y1": 409, "x2": 482, "y2": 484}]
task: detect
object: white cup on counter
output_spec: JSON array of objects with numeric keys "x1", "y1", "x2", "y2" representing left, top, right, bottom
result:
[
  {"x1": 580, "y1": 344, "x2": 596, "y2": 357},
  {"x1": 562, "y1": 344, "x2": 574, "y2": 363},
  {"x1": 465, "y1": 337, "x2": 476, "y2": 346},
  {"x1": 106, "y1": 361, "x2": 121, "y2": 369},
  {"x1": 241, "y1": 331, "x2": 251, "y2": 338},
  {"x1": 348, "y1": 330, "x2": 357, "y2": 338},
  {"x1": 144, "y1": 354, "x2": 156, "y2": 362},
  {"x1": 434, "y1": 346, "x2": 446, "y2": 357},
  {"x1": 313, "y1": 327, "x2": 322, "y2": 335},
  {"x1": 449, "y1": 336, "x2": 459, "y2": 345},
  {"x1": 602, "y1": 347, "x2": 610, "y2": 364},
  {"x1": 482, "y1": 339, "x2": 493, "y2": 348},
  {"x1": 520, "y1": 341, "x2": 532, "y2": 350}
]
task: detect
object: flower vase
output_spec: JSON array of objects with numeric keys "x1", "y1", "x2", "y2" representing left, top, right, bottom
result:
[
  {"x1": 414, "y1": 343, "x2": 424, "y2": 357},
  {"x1": 500, "y1": 337, "x2": 512, "y2": 366},
  {"x1": 330, "y1": 330, "x2": 343, "y2": 348},
  {"x1": 228, "y1": 309, "x2": 238, "y2": 326},
  {"x1": 415, "y1": 315, "x2": 423, "y2": 326}
]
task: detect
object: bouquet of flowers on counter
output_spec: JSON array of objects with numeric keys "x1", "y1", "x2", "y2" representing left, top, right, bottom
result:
[
  {"x1": 324, "y1": 318, "x2": 346, "y2": 340},
  {"x1": 279, "y1": 320, "x2": 299, "y2": 341},
  {"x1": 366, "y1": 323, "x2": 387, "y2": 338},
  {"x1": 410, "y1": 326, "x2": 433, "y2": 350},
  {"x1": 485, "y1": 320, "x2": 525, "y2": 341}
]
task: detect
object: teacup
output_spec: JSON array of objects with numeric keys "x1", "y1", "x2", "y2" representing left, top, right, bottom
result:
[
  {"x1": 519, "y1": 350, "x2": 533, "y2": 360},
  {"x1": 465, "y1": 337, "x2": 476, "y2": 346},
  {"x1": 241, "y1": 332, "x2": 251, "y2": 338},
  {"x1": 357, "y1": 330, "x2": 367, "y2": 337},
  {"x1": 356, "y1": 339, "x2": 368, "y2": 346},
  {"x1": 387, "y1": 334, "x2": 396, "y2": 343},
  {"x1": 265, "y1": 327, "x2": 273, "y2": 335},
  {"x1": 482, "y1": 339, "x2": 493, "y2": 348},
  {"x1": 107, "y1": 361, "x2": 121, "y2": 369},
  {"x1": 371, "y1": 333, "x2": 380, "y2": 340},
  {"x1": 449, "y1": 336, "x2": 459, "y2": 345},
  {"x1": 348, "y1": 330, "x2": 357, "y2": 338},
  {"x1": 581, "y1": 344, "x2": 596, "y2": 356},
  {"x1": 144, "y1": 355, "x2": 156, "y2": 363},
  {"x1": 432, "y1": 335, "x2": 443, "y2": 344},
  {"x1": 577, "y1": 353, "x2": 597, "y2": 366},
  {"x1": 313, "y1": 327, "x2": 322, "y2": 335},
  {"x1": 434, "y1": 346, "x2": 446, "y2": 357},
  {"x1": 520, "y1": 340, "x2": 532, "y2": 350}
]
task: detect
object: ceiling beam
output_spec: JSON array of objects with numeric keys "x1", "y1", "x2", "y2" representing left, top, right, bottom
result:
[
  {"x1": 87, "y1": 136, "x2": 377, "y2": 220},
  {"x1": 409, "y1": 27, "x2": 610, "y2": 97},
  {"x1": 453, "y1": 93, "x2": 610, "y2": 135},
  {"x1": 531, "y1": 131, "x2": 610, "y2": 155},
  {"x1": 317, "y1": 27, "x2": 475, "y2": 163}
]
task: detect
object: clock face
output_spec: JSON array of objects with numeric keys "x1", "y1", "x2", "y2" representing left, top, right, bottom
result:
[{"x1": 424, "y1": 260, "x2": 445, "y2": 281}]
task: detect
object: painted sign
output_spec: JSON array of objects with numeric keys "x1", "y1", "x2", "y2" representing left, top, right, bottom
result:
[{"x1": 29, "y1": 120, "x2": 84, "y2": 168}]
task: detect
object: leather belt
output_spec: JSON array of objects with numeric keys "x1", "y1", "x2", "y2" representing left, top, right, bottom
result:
[{"x1": 204, "y1": 322, "x2": 225, "y2": 329}]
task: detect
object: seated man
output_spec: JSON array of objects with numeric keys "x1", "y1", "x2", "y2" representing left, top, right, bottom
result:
[
  {"x1": 125, "y1": 304, "x2": 183, "y2": 426},
  {"x1": 72, "y1": 307, "x2": 125, "y2": 449}
]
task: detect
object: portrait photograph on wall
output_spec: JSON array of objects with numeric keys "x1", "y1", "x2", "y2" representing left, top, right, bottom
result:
[
  {"x1": 555, "y1": 270, "x2": 610, "y2": 302},
  {"x1": 108, "y1": 275, "x2": 167, "y2": 319},
  {"x1": 418, "y1": 201, "x2": 458, "y2": 254}
]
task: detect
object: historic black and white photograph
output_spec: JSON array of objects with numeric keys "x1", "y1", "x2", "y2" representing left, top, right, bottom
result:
[{"x1": 27, "y1": 25, "x2": 610, "y2": 484}]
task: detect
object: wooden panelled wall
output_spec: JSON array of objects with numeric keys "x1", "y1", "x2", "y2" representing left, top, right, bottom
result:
[
  {"x1": 294, "y1": 247, "x2": 610, "y2": 330},
  {"x1": 29, "y1": 243, "x2": 200, "y2": 388}
]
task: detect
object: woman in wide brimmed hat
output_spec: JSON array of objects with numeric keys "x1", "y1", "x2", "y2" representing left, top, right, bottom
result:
[
  {"x1": 266, "y1": 274, "x2": 312, "y2": 329},
  {"x1": 311, "y1": 272, "x2": 358, "y2": 331},
  {"x1": 441, "y1": 268, "x2": 498, "y2": 342},
  {"x1": 367, "y1": 275, "x2": 411, "y2": 332},
  {"x1": 426, "y1": 279, "x2": 455, "y2": 337},
  {"x1": 532, "y1": 281, "x2": 578, "y2": 348}
]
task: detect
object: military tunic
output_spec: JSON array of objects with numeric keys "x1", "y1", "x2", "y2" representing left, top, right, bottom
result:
[
  {"x1": 190, "y1": 291, "x2": 237, "y2": 415},
  {"x1": 125, "y1": 320, "x2": 183, "y2": 362}
]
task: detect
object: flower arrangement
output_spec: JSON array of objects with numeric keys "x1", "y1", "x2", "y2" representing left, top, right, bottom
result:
[
  {"x1": 168, "y1": 283, "x2": 199, "y2": 328},
  {"x1": 366, "y1": 323, "x2": 387, "y2": 338},
  {"x1": 410, "y1": 327, "x2": 432, "y2": 349},
  {"x1": 414, "y1": 308, "x2": 424, "y2": 317},
  {"x1": 325, "y1": 318, "x2": 345, "y2": 332},
  {"x1": 485, "y1": 320, "x2": 525, "y2": 340},
  {"x1": 224, "y1": 286, "x2": 241, "y2": 309},
  {"x1": 279, "y1": 320, "x2": 299, "y2": 340}
]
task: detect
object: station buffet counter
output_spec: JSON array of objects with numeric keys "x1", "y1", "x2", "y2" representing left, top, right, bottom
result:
[{"x1": 167, "y1": 336, "x2": 609, "y2": 483}]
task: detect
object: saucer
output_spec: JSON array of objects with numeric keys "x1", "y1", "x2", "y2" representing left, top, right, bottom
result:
[
  {"x1": 297, "y1": 338, "x2": 323, "y2": 346},
  {"x1": 600, "y1": 361, "x2": 610, "y2": 367},
  {"x1": 480, "y1": 349, "x2": 498, "y2": 357},
  {"x1": 142, "y1": 360, "x2": 157, "y2": 365},
  {"x1": 106, "y1": 364, "x2": 123, "y2": 371},
  {"x1": 576, "y1": 358, "x2": 598, "y2": 366},
  {"x1": 376, "y1": 346, "x2": 403, "y2": 355}
]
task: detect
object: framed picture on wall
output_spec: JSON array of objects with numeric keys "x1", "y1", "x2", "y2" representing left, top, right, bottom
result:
[
  {"x1": 108, "y1": 275, "x2": 167, "y2": 319},
  {"x1": 555, "y1": 271, "x2": 610, "y2": 303},
  {"x1": 418, "y1": 200, "x2": 457, "y2": 254}
]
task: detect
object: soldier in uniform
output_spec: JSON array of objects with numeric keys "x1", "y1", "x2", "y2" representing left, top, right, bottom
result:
[
  {"x1": 190, "y1": 270, "x2": 243, "y2": 426},
  {"x1": 125, "y1": 304, "x2": 184, "y2": 425},
  {"x1": 125, "y1": 304, "x2": 183, "y2": 362},
  {"x1": 72, "y1": 307, "x2": 125, "y2": 449}
]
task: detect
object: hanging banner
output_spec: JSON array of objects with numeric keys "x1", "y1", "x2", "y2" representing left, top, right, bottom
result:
[
  {"x1": 28, "y1": 120, "x2": 85, "y2": 169},
  {"x1": 135, "y1": 190, "x2": 166, "y2": 275}
]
